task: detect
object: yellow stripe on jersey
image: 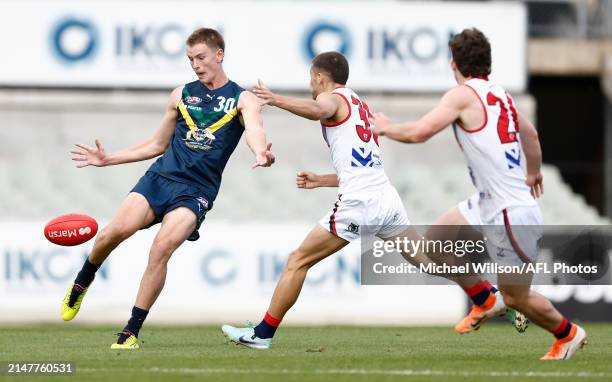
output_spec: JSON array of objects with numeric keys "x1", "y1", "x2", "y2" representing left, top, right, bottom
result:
[
  {"x1": 206, "y1": 107, "x2": 238, "y2": 134},
  {"x1": 177, "y1": 99, "x2": 198, "y2": 132}
]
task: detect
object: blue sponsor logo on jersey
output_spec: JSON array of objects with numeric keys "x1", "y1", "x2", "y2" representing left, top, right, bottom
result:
[
  {"x1": 351, "y1": 147, "x2": 382, "y2": 168},
  {"x1": 352, "y1": 147, "x2": 372, "y2": 167},
  {"x1": 505, "y1": 147, "x2": 521, "y2": 169}
]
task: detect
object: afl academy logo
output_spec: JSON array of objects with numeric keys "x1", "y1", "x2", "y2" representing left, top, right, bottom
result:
[
  {"x1": 50, "y1": 17, "x2": 99, "y2": 63},
  {"x1": 302, "y1": 21, "x2": 352, "y2": 61},
  {"x1": 186, "y1": 96, "x2": 202, "y2": 105}
]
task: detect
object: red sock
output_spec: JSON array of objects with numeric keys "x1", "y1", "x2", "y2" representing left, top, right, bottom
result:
[
  {"x1": 264, "y1": 311, "x2": 281, "y2": 327},
  {"x1": 464, "y1": 281, "x2": 491, "y2": 306},
  {"x1": 482, "y1": 280, "x2": 498, "y2": 293},
  {"x1": 254, "y1": 311, "x2": 282, "y2": 339},
  {"x1": 552, "y1": 317, "x2": 573, "y2": 340}
]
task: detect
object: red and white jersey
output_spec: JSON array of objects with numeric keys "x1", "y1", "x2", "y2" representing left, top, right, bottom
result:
[
  {"x1": 321, "y1": 87, "x2": 389, "y2": 196},
  {"x1": 453, "y1": 78, "x2": 536, "y2": 222}
]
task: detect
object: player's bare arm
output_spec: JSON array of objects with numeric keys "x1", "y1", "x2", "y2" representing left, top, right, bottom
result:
[
  {"x1": 518, "y1": 112, "x2": 544, "y2": 197},
  {"x1": 372, "y1": 86, "x2": 470, "y2": 143},
  {"x1": 238, "y1": 90, "x2": 275, "y2": 168},
  {"x1": 252, "y1": 79, "x2": 340, "y2": 122},
  {"x1": 296, "y1": 171, "x2": 339, "y2": 189},
  {"x1": 71, "y1": 86, "x2": 182, "y2": 167}
]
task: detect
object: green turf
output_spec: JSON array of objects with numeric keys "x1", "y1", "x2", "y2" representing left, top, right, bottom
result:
[{"x1": 0, "y1": 323, "x2": 610, "y2": 382}]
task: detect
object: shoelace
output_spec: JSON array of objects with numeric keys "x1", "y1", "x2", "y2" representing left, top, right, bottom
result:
[
  {"x1": 116, "y1": 331, "x2": 133, "y2": 345},
  {"x1": 67, "y1": 285, "x2": 85, "y2": 308},
  {"x1": 245, "y1": 320, "x2": 257, "y2": 340}
]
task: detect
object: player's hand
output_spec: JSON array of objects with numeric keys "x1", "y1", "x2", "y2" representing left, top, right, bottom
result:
[
  {"x1": 296, "y1": 171, "x2": 320, "y2": 189},
  {"x1": 526, "y1": 172, "x2": 544, "y2": 198},
  {"x1": 371, "y1": 112, "x2": 392, "y2": 136},
  {"x1": 252, "y1": 79, "x2": 277, "y2": 106},
  {"x1": 252, "y1": 142, "x2": 275, "y2": 169},
  {"x1": 71, "y1": 139, "x2": 107, "y2": 168}
]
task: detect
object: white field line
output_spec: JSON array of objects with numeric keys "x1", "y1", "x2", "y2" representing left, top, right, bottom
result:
[{"x1": 77, "y1": 367, "x2": 611, "y2": 378}]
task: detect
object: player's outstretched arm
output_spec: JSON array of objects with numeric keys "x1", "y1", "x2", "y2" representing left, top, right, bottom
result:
[
  {"x1": 518, "y1": 112, "x2": 544, "y2": 198},
  {"x1": 238, "y1": 91, "x2": 275, "y2": 169},
  {"x1": 252, "y1": 79, "x2": 338, "y2": 121},
  {"x1": 296, "y1": 171, "x2": 338, "y2": 189},
  {"x1": 372, "y1": 87, "x2": 466, "y2": 143},
  {"x1": 71, "y1": 87, "x2": 182, "y2": 167}
]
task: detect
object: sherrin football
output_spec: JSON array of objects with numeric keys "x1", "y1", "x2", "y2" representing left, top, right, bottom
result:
[{"x1": 44, "y1": 214, "x2": 98, "y2": 246}]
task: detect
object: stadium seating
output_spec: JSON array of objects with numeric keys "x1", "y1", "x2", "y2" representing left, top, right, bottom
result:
[{"x1": 0, "y1": 90, "x2": 607, "y2": 225}]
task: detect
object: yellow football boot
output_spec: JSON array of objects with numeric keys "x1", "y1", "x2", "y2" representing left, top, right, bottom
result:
[
  {"x1": 61, "y1": 284, "x2": 88, "y2": 321},
  {"x1": 110, "y1": 332, "x2": 140, "y2": 350}
]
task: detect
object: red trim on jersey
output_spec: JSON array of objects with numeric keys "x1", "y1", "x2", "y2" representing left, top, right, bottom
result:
[
  {"x1": 503, "y1": 209, "x2": 532, "y2": 264},
  {"x1": 321, "y1": 92, "x2": 352, "y2": 128},
  {"x1": 456, "y1": 84, "x2": 488, "y2": 134},
  {"x1": 329, "y1": 194, "x2": 342, "y2": 235},
  {"x1": 474, "y1": 76, "x2": 489, "y2": 81}
]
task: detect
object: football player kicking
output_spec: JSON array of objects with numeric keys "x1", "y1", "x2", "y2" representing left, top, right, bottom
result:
[
  {"x1": 221, "y1": 51, "x2": 524, "y2": 350},
  {"x1": 63, "y1": 28, "x2": 274, "y2": 349},
  {"x1": 373, "y1": 28, "x2": 586, "y2": 360}
]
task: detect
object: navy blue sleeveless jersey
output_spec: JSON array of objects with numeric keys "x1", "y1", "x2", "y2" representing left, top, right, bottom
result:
[{"x1": 148, "y1": 79, "x2": 245, "y2": 204}]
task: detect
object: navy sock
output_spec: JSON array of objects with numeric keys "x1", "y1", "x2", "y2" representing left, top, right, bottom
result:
[
  {"x1": 483, "y1": 280, "x2": 499, "y2": 294},
  {"x1": 553, "y1": 317, "x2": 573, "y2": 339},
  {"x1": 465, "y1": 282, "x2": 491, "y2": 306},
  {"x1": 123, "y1": 306, "x2": 149, "y2": 338},
  {"x1": 254, "y1": 312, "x2": 281, "y2": 339},
  {"x1": 74, "y1": 258, "x2": 101, "y2": 289}
]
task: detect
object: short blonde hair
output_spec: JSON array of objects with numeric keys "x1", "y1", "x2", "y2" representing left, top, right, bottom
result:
[{"x1": 186, "y1": 28, "x2": 225, "y2": 51}]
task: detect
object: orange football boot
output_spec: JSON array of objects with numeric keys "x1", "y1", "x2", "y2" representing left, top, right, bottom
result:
[
  {"x1": 455, "y1": 291, "x2": 506, "y2": 334},
  {"x1": 541, "y1": 324, "x2": 587, "y2": 360}
]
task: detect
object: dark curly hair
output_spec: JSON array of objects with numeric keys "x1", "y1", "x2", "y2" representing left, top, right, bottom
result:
[
  {"x1": 449, "y1": 28, "x2": 491, "y2": 78},
  {"x1": 311, "y1": 51, "x2": 349, "y2": 85}
]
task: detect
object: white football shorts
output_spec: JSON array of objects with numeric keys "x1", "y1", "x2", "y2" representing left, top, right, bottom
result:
[{"x1": 319, "y1": 184, "x2": 411, "y2": 242}]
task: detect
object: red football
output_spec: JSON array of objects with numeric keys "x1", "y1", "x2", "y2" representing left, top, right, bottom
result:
[{"x1": 44, "y1": 214, "x2": 98, "y2": 246}]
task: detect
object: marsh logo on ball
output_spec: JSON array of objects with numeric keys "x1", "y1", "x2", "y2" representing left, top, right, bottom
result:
[{"x1": 79, "y1": 227, "x2": 92, "y2": 236}]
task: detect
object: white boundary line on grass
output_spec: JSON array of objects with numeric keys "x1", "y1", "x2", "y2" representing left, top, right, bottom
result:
[{"x1": 78, "y1": 367, "x2": 610, "y2": 378}]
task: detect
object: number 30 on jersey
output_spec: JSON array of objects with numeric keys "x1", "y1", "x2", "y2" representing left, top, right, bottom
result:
[{"x1": 351, "y1": 96, "x2": 379, "y2": 145}]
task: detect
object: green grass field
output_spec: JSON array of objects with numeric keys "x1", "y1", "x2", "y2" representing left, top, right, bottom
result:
[{"x1": 1, "y1": 323, "x2": 611, "y2": 382}]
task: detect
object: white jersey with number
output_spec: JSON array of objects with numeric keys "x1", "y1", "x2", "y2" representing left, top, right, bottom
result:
[
  {"x1": 453, "y1": 78, "x2": 536, "y2": 222},
  {"x1": 322, "y1": 87, "x2": 389, "y2": 195},
  {"x1": 318, "y1": 87, "x2": 409, "y2": 242}
]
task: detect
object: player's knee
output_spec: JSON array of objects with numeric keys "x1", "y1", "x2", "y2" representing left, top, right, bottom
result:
[
  {"x1": 149, "y1": 239, "x2": 177, "y2": 265},
  {"x1": 98, "y1": 224, "x2": 134, "y2": 244},
  {"x1": 285, "y1": 249, "x2": 310, "y2": 273}
]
